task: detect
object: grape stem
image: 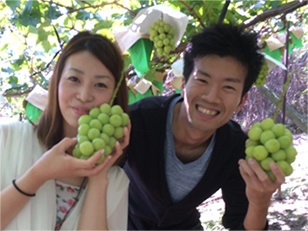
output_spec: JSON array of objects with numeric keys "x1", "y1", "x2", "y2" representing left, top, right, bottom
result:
[
  {"x1": 109, "y1": 69, "x2": 125, "y2": 106},
  {"x1": 272, "y1": 69, "x2": 298, "y2": 122}
]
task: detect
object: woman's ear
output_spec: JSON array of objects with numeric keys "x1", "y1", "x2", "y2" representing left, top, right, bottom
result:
[{"x1": 235, "y1": 93, "x2": 248, "y2": 113}]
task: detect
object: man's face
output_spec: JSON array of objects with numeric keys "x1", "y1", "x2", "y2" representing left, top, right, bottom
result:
[{"x1": 181, "y1": 55, "x2": 248, "y2": 134}]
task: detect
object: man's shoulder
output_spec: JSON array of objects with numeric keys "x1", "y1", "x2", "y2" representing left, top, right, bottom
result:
[
  {"x1": 129, "y1": 94, "x2": 180, "y2": 112},
  {"x1": 218, "y1": 120, "x2": 247, "y2": 138}
]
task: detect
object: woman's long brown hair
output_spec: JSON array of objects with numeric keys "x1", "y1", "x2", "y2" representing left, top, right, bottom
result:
[{"x1": 35, "y1": 31, "x2": 128, "y2": 150}]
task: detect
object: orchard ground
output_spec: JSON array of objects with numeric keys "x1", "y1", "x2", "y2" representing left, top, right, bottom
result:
[{"x1": 198, "y1": 133, "x2": 308, "y2": 231}]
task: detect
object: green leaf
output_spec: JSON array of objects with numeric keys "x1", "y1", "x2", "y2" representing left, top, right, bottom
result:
[
  {"x1": 76, "y1": 10, "x2": 92, "y2": 20},
  {"x1": 0, "y1": 43, "x2": 9, "y2": 52},
  {"x1": 5, "y1": 0, "x2": 21, "y2": 11},
  {"x1": 12, "y1": 57, "x2": 25, "y2": 71},
  {"x1": 93, "y1": 20, "x2": 113, "y2": 31},
  {"x1": 2, "y1": 66, "x2": 14, "y2": 74},
  {"x1": 46, "y1": 5, "x2": 62, "y2": 20},
  {"x1": 18, "y1": 0, "x2": 42, "y2": 27},
  {"x1": 41, "y1": 40, "x2": 52, "y2": 53},
  {"x1": 8, "y1": 76, "x2": 19, "y2": 87},
  {"x1": 123, "y1": 55, "x2": 132, "y2": 71},
  {"x1": 37, "y1": 29, "x2": 49, "y2": 44},
  {"x1": 144, "y1": 68, "x2": 156, "y2": 82}
]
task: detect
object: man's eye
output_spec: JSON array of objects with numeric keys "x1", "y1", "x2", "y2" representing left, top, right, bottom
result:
[
  {"x1": 224, "y1": 86, "x2": 236, "y2": 90},
  {"x1": 197, "y1": 78, "x2": 208, "y2": 84}
]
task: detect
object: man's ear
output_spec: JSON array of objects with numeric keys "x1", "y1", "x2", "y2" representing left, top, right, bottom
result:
[
  {"x1": 235, "y1": 93, "x2": 248, "y2": 113},
  {"x1": 181, "y1": 78, "x2": 185, "y2": 97}
]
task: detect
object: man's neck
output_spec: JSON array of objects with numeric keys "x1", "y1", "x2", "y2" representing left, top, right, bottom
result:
[{"x1": 172, "y1": 102, "x2": 213, "y2": 163}]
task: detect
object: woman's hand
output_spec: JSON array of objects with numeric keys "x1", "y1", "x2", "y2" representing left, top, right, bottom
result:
[
  {"x1": 31, "y1": 137, "x2": 105, "y2": 185},
  {"x1": 88, "y1": 120, "x2": 131, "y2": 183},
  {"x1": 78, "y1": 121, "x2": 131, "y2": 230}
]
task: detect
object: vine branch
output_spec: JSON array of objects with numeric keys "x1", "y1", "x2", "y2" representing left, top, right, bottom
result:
[
  {"x1": 242, "y1": 0, "x2": 307, "y2": 28},
  {"x1": 178, "y1": 0, "x2": 205, "y2": 28}
]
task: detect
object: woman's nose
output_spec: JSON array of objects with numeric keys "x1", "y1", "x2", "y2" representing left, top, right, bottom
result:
[{"x1": 77, "y1": 86, "x2": 93, "y2": 102}]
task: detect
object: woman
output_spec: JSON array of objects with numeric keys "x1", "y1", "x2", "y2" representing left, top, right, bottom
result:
[{"x1": 0, "y1": 31, "x2": 130, "y2": 230}]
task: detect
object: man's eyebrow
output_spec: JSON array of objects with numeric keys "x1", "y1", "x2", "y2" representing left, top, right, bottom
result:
[
  {"x1": 196, "y1": 69, "x2": 242, "y2": 83},
  {"x1": 69, "y1": 68, "x2": 111, "y2": 79}
]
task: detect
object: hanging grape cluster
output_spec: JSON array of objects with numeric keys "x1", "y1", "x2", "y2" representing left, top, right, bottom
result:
[
  {"x1": 245, "y1": 118, "x2": 297, "y2": 180},
  {"x1": 73, "y1": 104, "x2": 129, "y2": 164},
  {"x1": 254, "y1": 60, "x2": 269, "y2": 87},
  {"x1": 149, "y1": 19, "x2": 176, "y2": 57}
]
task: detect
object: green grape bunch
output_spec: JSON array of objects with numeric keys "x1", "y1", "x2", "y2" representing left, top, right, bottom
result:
[
  {"x1": 149, "y1": 19, "x2": 176, "y2": 57},
  {"x1": 73, "y1": 103, "x2": 129, "y2": 164},
  {"x1": 245, "y1": 118, "x2": 297, "y2": 180},
  {"x1": 254, "y1": 60, "x2": 269, "y2": 87}
]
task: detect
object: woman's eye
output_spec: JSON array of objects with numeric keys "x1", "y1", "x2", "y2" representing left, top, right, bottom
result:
[
  {"x1": 95, "y1": 82, "x2": 107, "y2": 88},
  {"x1": 68, "y1": 76, "x2": 79, "y2": 82}
]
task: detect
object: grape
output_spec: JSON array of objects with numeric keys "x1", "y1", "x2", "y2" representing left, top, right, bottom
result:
[
  {"x1": 260, "y1": 130, "x2": 275, "y2": 144},
  {"x1": 110, "y1": 105, "x2": 123, "y2": 115},
  {"x1": 100, "y1": 133, "x2": 110, "y2": 145},
  {"x1": 271, "y1": 123, "x2": 285, "y2": 137},
  {"x1": 89, "y1": 119, "x2": 102, "y2": 130},
  {"x1": 102, "y1": 124, "x2": 115, "y2": 137},
  {"x1": 260, "y1": 157, "x2": 275, "y2": 171},
  {"x1": 248, "y1": 127, "x2": 262, "y2": 141},
  {"x1": 245, "y1": 118, "x2": 297, "y2": 180},
  {"x1": 88, "y1": 128, "x2": 100, "y2": 140},
  {"x1": 271, "y1": 149, "x2": 286, "y2": 161},
  {"x1": 261, "y1": 118, "x2": 274, "y2": 130},
  {"x1": 254, "y1": 60, "x2": 269, "y2": 87},
  {"x1": 109, "y1": 114, "x2": 122, "y2": 127},
  {"x1": 89, "y1": 107, "x2": 101, "y2": 118},
  {"x1": 277, "y1": 136, "x2": 292, "y2": 149},
  {"x1": 121, "y1": 113, "x2": 129, "y2": 126},
  {"x1": 100, "y1": 104, "x2": 111, "y2": 114},
  {"x1": 245, "y1": 146, "x2": 255, "y2": 158},
  {"x1": 252, "y1": 145, "x2": 268, "y2": 161},
  {"x1": 73, "y1": 146, "x2": 82, "y2": 158},
  {"x1": 264, "y1": 139, "x2": 280, "y2": 153},
  {"x1": 92, "y1": 138, "x2": 105, "y2": 151},
  {"x1": 77, "y1": 135, "x2": 89, "y2": 143},
  {"x1": 245, "y1": 139, "x2": 259, "y2": 147},
  {"x1": 74, "y1": 103, "x2": 130, "y2": 163},
  {"x1": 113, "y1": 127, "x2": 124, "y2": 139},
  {"x1": 80, "y1": 141, "x2": 94, "y2": 156},
  {"x1": 78, "y1": 115, "x2": 92, "y2": 125},
  {"x1": 276, "y1": 161, "x2": 292, "y2": 176},
  {"x1": 98, "y1": 113, "x2": 109, "y2": 125},
  {"x1": 78, "y1": 124, "x2": 90, "y2": 136},
  {"x1": 149, "y1": 19, "x2": 176, "y2": 57}
]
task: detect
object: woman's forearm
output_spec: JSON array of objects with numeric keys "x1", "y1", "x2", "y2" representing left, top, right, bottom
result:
[{"x1": 77, "y1": 178, "x2": 109, "y2": 230}]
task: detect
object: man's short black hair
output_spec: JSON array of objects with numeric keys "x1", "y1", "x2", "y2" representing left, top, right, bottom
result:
[{"x1": 183, "y1": 23, "x2": 264, "y2": 97}]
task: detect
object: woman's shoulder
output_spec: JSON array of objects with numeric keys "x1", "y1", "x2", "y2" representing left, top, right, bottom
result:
[{"x1": 0, "y1": 120, "x2": 34, "y2": 136}]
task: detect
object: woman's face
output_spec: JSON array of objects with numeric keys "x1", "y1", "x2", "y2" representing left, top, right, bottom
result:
[{"x1": 58, "y1": 50, "x2": 115, "y2": 137}]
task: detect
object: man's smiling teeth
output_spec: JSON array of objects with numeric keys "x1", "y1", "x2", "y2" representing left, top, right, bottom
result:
[{"x1": 197, "y1": 106, "x2": 217, "y2": 115}]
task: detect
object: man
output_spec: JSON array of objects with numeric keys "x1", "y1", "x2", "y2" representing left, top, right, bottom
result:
[{"x1": 124, "y1": 23, "x2": 285, "y2": 230}]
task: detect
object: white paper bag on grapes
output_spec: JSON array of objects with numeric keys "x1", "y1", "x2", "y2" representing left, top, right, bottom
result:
[
  {"x1": 73, "y1": 104, "x2": 129, "y2": 163},
  {"x1": 113, "y1": 4, "x2": 188, "y2": 53},
  {"x1": 245, "y1": 118, "x2": 297, "y2": 180}
]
